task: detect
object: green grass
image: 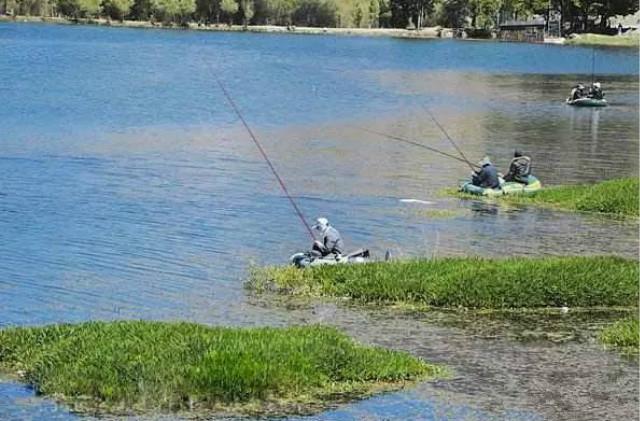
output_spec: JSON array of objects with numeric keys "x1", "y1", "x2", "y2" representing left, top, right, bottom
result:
[
  {"x1": 502, "y1": 178, "x2": 638, "y2": 216},
  {"x1": 565, "y1": 33, "x2": 640, "y2": 48},
  {"x1": 0, "y1": 321, "x2": 443, "y2": 415},
  {"x1": 248, "y1": 256, "x2": 639, "y2": 309},
  {"x1": 447, "y1": 178, "x2": 639, "y2": 217},
  {"x1": 600, "y1": 318, "x2": 639, "y2": 352}
]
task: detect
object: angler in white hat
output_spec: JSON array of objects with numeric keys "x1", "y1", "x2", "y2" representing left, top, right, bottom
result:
[
  {"x1": 589, "y1": 82, "x2": 604, "y2": 100},
  {"x1": 310, "y1": 217, "x2": 344, "y2": 258}
]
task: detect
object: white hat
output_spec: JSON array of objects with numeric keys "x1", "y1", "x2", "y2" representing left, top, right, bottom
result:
[
  {"x1": 593, "y1": 82, "x2": 601, "y2": 88},
  {"x1": 312, "y1": 217, "x2": 329, "y2": 230},
  {"x1": 478, "y1": 156, "x2": 491, "y2": 166}
]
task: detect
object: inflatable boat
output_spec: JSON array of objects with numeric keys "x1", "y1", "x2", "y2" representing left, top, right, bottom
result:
[
  {"x1": 290, "y1": 249, "x2": 370, "y2": 268},
  {"x1": 566, "y1": 97, "x2": 607, "y2": 107},
  {"x1": 459, "y1": 175, "x2": 542, "y2": 196}
]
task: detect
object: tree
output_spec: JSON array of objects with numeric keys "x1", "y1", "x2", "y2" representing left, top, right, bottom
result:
[
  {"x1": 103, "y1": 0, "x2": 134, "y2": 19},
  {"x1": 437, "y1": 0, "x2": 469, "y2": 27},
  {"x1": 131, "y1": 0, "x2": 153, "y2": 19},
  {"x1": 258, "y1": 0, "x2": 296, "y2": 24},
  {"x1": 368, "y1": 0, "x2": 379, "y2": 26},
  {"x1": 57, "y1": 0, "x2": 101, "y2": 17},
  {"x1": 239, "y1": 0, "x2": 253, "y2": 25},
  {"x1": 469, "y1": 0, "x2": 500, "y2": 27},
  {"x1": 390, "y1": 0, "x2": 432, "y2": 28},
  {"x1": 378, "y1": 0, "x2": 392, "y2": 26},
  {"x1": 291, "y1": 0, "x2": 337, "y2": 26},
  {"x1": 195, "y1": 0, "x2": 221, "y2": 22},
  {"x1": 596, "y1": 0, "x2": 638, "y2": 32},
  {"x1": 220, "y1": 0, "x2": 238, "y2": 23},
  {"x1": 152, "y1": 0, "x2": 195, "y2": 23}
]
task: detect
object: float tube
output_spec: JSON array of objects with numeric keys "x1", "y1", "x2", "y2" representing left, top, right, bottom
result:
[
  {"x1": 460, "y1": 175, "x2": 542, "y2": 196},
  {"x1": 566, "y1": 97, "x2": 607, "y2": 107}
]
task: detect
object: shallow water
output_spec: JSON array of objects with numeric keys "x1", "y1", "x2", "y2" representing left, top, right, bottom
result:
[{"x1": 0, "y1": 22, "x2": 638, "y2": 420}]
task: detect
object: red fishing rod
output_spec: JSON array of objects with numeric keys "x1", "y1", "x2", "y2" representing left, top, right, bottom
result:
[{"x1": 214, "y1": 78, "x2": 316, "y2": 241}]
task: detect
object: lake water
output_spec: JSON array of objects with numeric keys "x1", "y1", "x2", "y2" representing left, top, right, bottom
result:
[{"x1": 0, "y1": 22, "x2": 638, "y2": 420}]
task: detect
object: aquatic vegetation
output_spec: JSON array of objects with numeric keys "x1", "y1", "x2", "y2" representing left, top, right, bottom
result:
[
  {"x1": 600, "y1": 318, "x2": 639, "y2": 352},
  {"x1": 565, "y1": 33, "x2": 640, "y2": 48},
  {"x1": 414, "y1": 209, "x2": 466, "y2": 219},
  {"x1": 503, "y1": 178, "x2": 639, "y2": 216},
  {"x1": 0, "y1": 321, "x2": 443, "y2": 416},
  {"x1": 448, "y1": 178, "x2": 639, "y2": 217},
  {"x1": 248, "y1": 256, "x2": 639, "y2": 309}
]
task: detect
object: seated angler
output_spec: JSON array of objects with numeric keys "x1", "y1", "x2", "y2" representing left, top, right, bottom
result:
[
  {"x1": 310, "y1": 217, "x2": 344, "y2": 258},
  {"x1": 504, "y1": 150, "x2": 531, "y2": 184},
  {"x1": 589, "y1": 82, "x2": 604, "y2": 100},
  {"x1": 471, "y1": 157, "x2": 500, "y2": 189},
  {"x1": 571, "y1": 84, "x2": 585, "y2": 100}
]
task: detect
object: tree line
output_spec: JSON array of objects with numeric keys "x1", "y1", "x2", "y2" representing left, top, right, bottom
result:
[{"x1": 1, "y1": 0, "x2": 636, "y2": 33}]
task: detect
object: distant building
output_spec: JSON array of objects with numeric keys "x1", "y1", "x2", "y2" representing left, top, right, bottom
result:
[{"x1": 499, "y1": 19, "x2": 546, "y2": 43}]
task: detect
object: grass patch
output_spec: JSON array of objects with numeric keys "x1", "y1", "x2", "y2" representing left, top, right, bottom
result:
[
  {"x1": 248, "y1": 256, "x2": 639, "y2": 309},
  {"x1": 565, "y1": 33, "x2": 640, "y2": 48},
  {"x1": 0, "y1": 321, "x2": 443, "y2": 416},
  {"x1": 600, "y1": 317, "x2": 639, "y2": 353},
  {"x1": 447, "y1": 178, "x2": 639, "y2": 217},
  {"x1": 502, "y1": 178, "x2": 638, "y2": 216}
]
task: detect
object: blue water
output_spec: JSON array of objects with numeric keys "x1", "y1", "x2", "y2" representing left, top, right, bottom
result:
[
  {"x1": 1, "y1": 24, "x2": 638, "y2": 148},
  {"x1": 0, "y1": 22, "x2": 638, "y2": 420}
]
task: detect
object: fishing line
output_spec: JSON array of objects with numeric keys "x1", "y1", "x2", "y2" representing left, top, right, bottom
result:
[
  {"x1": 205, "y1": 59, "x2": 315, "y2": 241},
  {"x1": 422, "y1": 106, "x2": 477, "y2": 171},
  {"x1": 591, "y1": 48, "x2": 595, "y2": 84},
  {"x1": 352, "y1": 125, "x2": 480, "y2": 168}
]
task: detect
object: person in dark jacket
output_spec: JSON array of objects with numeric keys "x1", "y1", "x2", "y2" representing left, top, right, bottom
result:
[
  {"x1": 471, "y1": 157, "x2": 500, "y2": 189},
  {"x1": 504, "y1": 150, "x2": 531, "y2": 184},
  {"x1": 588, "y1": 82, "x2": 604, "y2": 100},
  {"x1": 310, "y1": 217, "x2": 344, "y2": 257},
  {"x1": 570, "y1": 84, "x2": 585, "y2": 100}
]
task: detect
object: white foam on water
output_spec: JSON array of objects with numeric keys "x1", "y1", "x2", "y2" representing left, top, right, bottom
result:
[{"x1": 399, "y1": 199, "x2": 434, "y2": 205}]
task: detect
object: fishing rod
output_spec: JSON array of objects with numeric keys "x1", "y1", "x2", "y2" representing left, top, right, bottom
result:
[
  {"x1": 353, "y1": 125, "x2": 480, "y2": 168},
  {"x1": 211, "y1": 71, "x2": 316, "y2": 241},
  {"x1": 591, "y1": 48, "x2": 595, "y2": 84},
  {"x1": 423, "y1": 106, "x2": 477, "y2": 172}
]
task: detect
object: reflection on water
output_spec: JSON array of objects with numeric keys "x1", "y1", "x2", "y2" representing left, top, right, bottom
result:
[{"x1": 0, "y1": 22, "x2": 638, "y2": 420}]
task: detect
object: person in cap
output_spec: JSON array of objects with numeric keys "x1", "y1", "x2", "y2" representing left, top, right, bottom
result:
[
  {"x1": 311, "y1": 217, "x2": 344, "y2": 258},
  {"x1": 589, "y1": 82, "x2": 604, "y2": 100},
  {"x1": 504, "y1": 150, "x2": 531, "y2": 184},
  {"x1": 571, "y1": 84, "x2": 585, "y2": 100},
  {"x1": 471, "y1": 156, "x2": 500, "y2": 189}
]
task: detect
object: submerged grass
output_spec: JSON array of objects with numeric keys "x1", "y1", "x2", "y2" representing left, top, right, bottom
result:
[
  {"x1": 600, "y1": 318, "x2": 639, "y2": 353},
  {"x1": 0, "y1": 321, "x2": 442, "y2": 416},
  {"x1": 248, "y1": 256, "x2": 638, "y2": 309},
  {"x1": 414, "y1": 209, "x2": 466, "y2": 219}
]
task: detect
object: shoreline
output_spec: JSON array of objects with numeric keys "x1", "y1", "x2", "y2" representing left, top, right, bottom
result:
[
  {"x1": 0, "y1": 15, "x2": 444, "y2": 39},
  {"x1": 2, "y1": 15, "x2": 638, "y2": 47}
]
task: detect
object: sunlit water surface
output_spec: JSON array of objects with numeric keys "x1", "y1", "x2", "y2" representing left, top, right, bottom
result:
[{"x1": 0, "y1": 22, "x2": 638, "y2": 420}]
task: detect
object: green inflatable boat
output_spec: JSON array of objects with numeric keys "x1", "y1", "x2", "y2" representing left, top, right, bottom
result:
[
  {"x1": 460, "y1": 175, "x2": 542, "y2": 196},
  {"x1": 566, "y1": 97, "x2": 607, "y2": 107}
]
